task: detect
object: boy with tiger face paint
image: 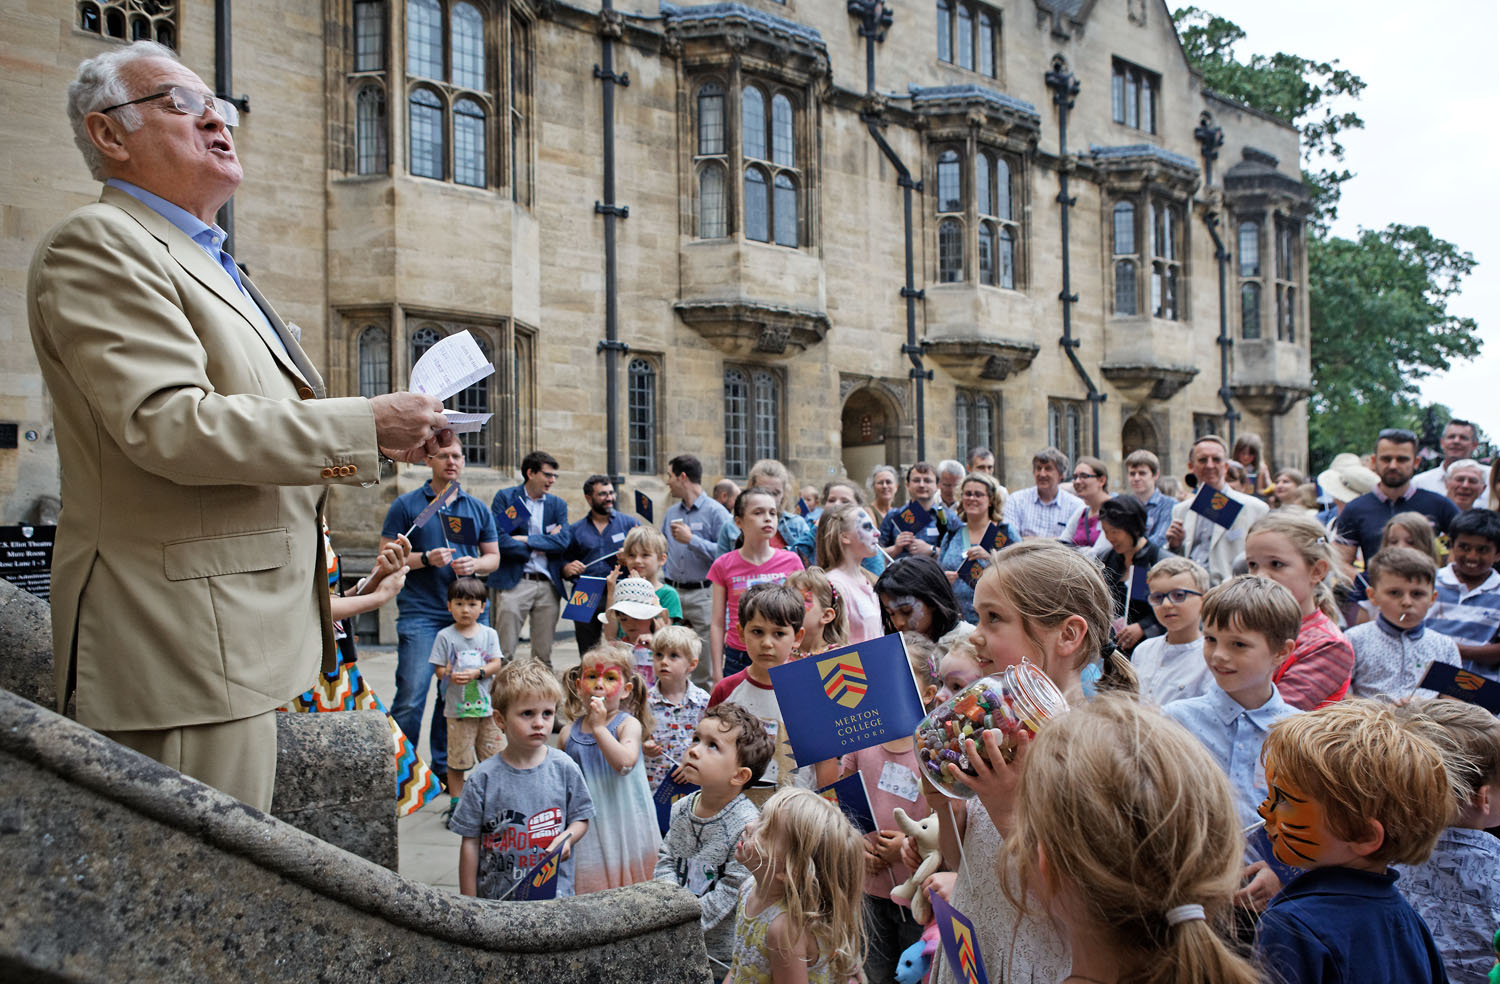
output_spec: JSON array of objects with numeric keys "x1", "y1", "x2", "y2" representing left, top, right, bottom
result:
[{"x1": 1254, "y1": 699, "x2": 1453, "y2": 984}]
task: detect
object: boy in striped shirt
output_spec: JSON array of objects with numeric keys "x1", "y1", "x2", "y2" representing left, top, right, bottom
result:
[{"x1": 1428, "y1": 508, "x2": 1500, "y2": 682}]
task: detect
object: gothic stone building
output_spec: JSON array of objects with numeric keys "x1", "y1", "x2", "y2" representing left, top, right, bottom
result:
[{"x1": 1, "y1": 0, "x2": 1312, "y2": 571}]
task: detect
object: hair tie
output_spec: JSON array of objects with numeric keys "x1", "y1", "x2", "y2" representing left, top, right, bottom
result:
[
  {"x1": 1165, "y1": 904, "x2": 1205, "y2": 927},
  {"x1": 829, "y1": 585, "x2": 840, "y2": 606}
]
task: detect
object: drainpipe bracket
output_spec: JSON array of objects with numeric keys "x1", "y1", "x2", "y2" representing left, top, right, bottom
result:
[
  {"x1": 597, "y1": 339, "x2": 631, "y2": 354},
  {"x1": 218, "y1": 93, "x2": 250, "y2": 114},
  {"x1": 1215, "y1": 335, "x2": 1233, "y2": 350},
  {"x1": 1057, "y1": 292, "x2": 1079, "y2": 304},
  {"x1": 900, "y1": 287, "x2": 926, "y2": 300},
  {"x1": 897, "y1": 174, "x2": 922, "y2": 192},
  {"x1": 595, "y1": 202, "x2": 630, "y2": 218},
  {"x1": 1055, "y1": 192, "x2": 1076, "y2": 206},
  {"x1": 593, "y1": 66, "x2": 631, "y2": 86},
  {"x1": 909, "y1": 368, "x2": 934, "y2": 381},
  {"x1": 900, "y1": 342, "x2": 929, "y2": 355}
]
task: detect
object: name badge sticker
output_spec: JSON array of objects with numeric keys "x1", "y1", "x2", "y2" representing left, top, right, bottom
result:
[
  {"x1": 612, "y1": 532, "x2": 626, "y2": 542},
  {"x1": 877, "y1": 761, "x2": 920, "y2": 802}
]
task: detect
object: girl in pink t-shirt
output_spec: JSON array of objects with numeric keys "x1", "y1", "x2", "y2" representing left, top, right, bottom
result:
[
  {"x1": 708, "y1": 487, "x2": 804, "y2": 682},
  {"x1": 816, "y1": 503, "x2": 883, "y2": 644}
]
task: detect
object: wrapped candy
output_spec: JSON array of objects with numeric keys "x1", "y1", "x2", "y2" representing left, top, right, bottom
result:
[{"x1": 914, "y1": 659, "x2": 1069, "y2": 799}]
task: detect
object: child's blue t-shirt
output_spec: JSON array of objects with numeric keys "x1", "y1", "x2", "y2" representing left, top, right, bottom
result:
[
  {"x1": 448, "y1": 747, "x2": 595, "y2": 899},
  {"x1": 428, "y1": 623, "x2": 503, "y2": 718}
]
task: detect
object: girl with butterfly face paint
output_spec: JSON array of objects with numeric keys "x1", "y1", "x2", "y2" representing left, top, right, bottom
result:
[{"x1": 817, "y1": 504, "x2": 884, "y2": 644}]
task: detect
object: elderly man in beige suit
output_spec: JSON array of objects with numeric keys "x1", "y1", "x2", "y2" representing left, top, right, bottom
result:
[
  {"x1": 28, "y1": 40, "x2": 449, "y2": 810},
  {"x1": 1165, "y1": 435, "x2": 1270, "y2": 586}
]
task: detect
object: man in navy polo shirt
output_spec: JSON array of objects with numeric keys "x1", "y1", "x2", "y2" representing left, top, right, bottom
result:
[
  {"x1": 380, "y1": 437, "x2": 499, "y2": 777},
  {"x1": 879, "y1": 461, "x2": 952, "y2": 557},
  {"x1": 562, "y1": 474, "x2": 637, "y2": 656},
  {"x1": 1336, "y1": 428, "x2": 1460, "y2": 566}
]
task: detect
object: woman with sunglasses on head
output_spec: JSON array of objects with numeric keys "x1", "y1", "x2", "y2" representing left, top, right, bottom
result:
[{"x1": 1059, "y1": 456, "x2": 1112, "y2": 551}]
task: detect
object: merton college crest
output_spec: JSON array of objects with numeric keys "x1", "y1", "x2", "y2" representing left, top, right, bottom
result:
[{"x1": 819, "y1": 653, "x2": 868, "y2": 709}]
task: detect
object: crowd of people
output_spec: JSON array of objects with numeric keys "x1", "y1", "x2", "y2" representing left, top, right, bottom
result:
[
  {"x1": 358, "y1": 418, "x2": 1498, "y2": 984},
  {"x1": 28, "y1": 39, "x2": 1500, "y2": 984}
]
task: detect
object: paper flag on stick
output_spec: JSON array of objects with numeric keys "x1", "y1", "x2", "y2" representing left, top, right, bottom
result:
[
  {"x1": 652, "y1": 775, "x2": 700, "y2": 836},
  {"x1": 1417, "y1": 662, "x2": 1500, "y2": 713},
  {"x1": 930, "y1": 891, "x2": 990, "y2": 984},
  {"x1": 562, "y1": 576, "x2": 608, "y2": 622},
  {"x1": 769, "y1": 632, "x2": 926, "y2": 766},
  {"x1": 1188, "y1": 483, "x2": 1244, "y2": 530},
  {"x1": 403, "y1": 480, "x2": 462, "y2": 539},
  {"x1": 957, "y1": 557, "x2": 989, "y2": 588},
  {"x1": 890, "y1": 500, "x2": 933, "y2": 536},
  {"x1": 816, "y1": 772, "x2": 878, "y2": 834},
  {"x1": 506, "y1": 832, "x2": 572, "y2": 901},
  {"x1": 634, "y1": 490, "x2": 654, "y2": 524},
  {"x1": 499, "y1": 497, "x2": 531, "y2": 534}
]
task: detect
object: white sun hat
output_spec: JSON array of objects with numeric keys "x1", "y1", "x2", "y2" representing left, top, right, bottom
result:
[{"x1": 602, "y1": 576, "x2": 666, "y2": 623}]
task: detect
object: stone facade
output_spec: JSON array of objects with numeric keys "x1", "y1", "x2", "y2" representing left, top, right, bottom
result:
[{"x1": 1, "y1": 0, "x2": 1311, "y2": 554}]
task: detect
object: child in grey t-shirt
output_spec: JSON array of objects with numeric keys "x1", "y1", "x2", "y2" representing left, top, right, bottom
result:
[{"x1": 451, "y1": 659, "x2": 594, "y2": 899}]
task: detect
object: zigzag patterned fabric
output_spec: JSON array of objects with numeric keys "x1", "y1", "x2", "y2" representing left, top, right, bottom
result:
[{"x1": 278, "y1": 526, "x2": 442, "y2": 818}]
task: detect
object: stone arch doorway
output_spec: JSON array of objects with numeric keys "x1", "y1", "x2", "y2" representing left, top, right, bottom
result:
[
  {"x1": 840, "y1": 385, "x2": 903, "y2": 491},
  {"x1": 1122, "y1": 413, "x2": 1159, "y2": 462}
]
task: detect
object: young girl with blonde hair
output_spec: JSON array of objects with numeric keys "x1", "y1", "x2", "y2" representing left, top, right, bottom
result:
[
  {"x1": 726, "y1": 787, "x2": 867, "y2": 984},
  {"x1": 921, "y1": 540, "x2": 1136, "y2": 984},
  {"x1": 784, "y1": 566, "x2": 848, "y2": 655},
  {"x1": 1002, "y1": 695, "x2": 1263, "y2": 984},
  {"x1": 560, "y1": 643, "x2": 661, "y2": 892},
  {"x1": 1244, "y1": 510, "x2": 1355, "y2": 710},
  {"x1": 815, "y1": 503, "x2": 883, "y2": 643}
]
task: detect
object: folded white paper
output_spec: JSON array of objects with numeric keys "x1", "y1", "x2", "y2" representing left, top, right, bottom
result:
[
  {"x1": 409, "y1": 330, "x2": 495, "y2": 401},
  {"x1": 442, "y1": 410, "x2": 493, "y2": 434}
]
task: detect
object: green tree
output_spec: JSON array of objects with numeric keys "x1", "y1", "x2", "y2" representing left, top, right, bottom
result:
[
  {"x1": 1174, "y1": 6, "x2": 1365, "y2": 224},
  {"x1": 1307, "y1": 227, "x2": 1479, "y2": 470},
  {"x1": 1174, "y1": 7, "x2": 1482, "y2": 474}
]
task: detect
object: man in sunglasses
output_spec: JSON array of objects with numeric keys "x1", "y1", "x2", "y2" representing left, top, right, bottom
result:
[{"x1": 27, "y1": 41, "x2": 451, "y2": 811}]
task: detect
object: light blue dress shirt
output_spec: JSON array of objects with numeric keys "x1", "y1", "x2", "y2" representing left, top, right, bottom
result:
[
  {"x1": 106, "y1": 178, "x2": 289, "y2": 359},
  {"x1": 1163, "y1": 683, "x2": 1301, "y2": 830}
]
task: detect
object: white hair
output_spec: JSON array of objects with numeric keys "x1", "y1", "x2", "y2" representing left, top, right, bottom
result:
[
  {"x1": 936, "y1": 459, "x2": 966, "y2": 480},
  {"x1": 1447, "y1": 458, "x2": 1484, "y2": 478},
  {"x1": 67, "y1": 40, "x2": 180, "y2": 181}
]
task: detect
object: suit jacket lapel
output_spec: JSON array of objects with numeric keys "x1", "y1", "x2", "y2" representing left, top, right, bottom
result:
[
  {"x1": 103, "y1": 188, "x2": 314, "y2": 390},
  {"x1": 241, "y1": 274, "x2": 323, "y2": 395}
]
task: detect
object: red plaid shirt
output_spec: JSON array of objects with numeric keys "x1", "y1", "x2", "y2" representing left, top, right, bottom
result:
[{"x1": 1273, "y1": 611, "x2": 1354, "y2": 710}]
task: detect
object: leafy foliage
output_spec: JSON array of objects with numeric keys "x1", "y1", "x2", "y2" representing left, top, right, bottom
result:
[
  {"x1": 1174, "y1": 7, "x2": 1482, "y2": 473},
  {"x1": 1174, "y1": 6, "x2": 1365, "y2": 225},
  {"x1": 1306, "y1": 227, "x2": 1479, "y2": 470}
]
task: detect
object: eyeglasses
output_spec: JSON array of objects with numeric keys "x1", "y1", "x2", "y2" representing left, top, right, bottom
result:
[
  {"x1": 1072, "y1": 471, "x2": 1100, "y2": 481},
  {"x1": 100, "y1": 86, "x2": 240, "y2": 127},
  {"x1": 1147, "y1": 588, "x2": 1204, "y2": 605}
]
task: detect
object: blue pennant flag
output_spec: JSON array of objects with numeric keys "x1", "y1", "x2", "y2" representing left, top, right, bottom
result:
[
  {"x1": 930, "y1": 891, "x2": 990, "y2": 984},
  {"x1": 443, "y1": 513, "x2": 478, "y2": 546},
  {"x1": 508, "y1": 831, "x2": 572, "y2": 901},
  {"x1": 634, "y1": 489, "x2": 654, "y2": 524},
  {"x1": 1128, "y1": 564, "x2": 1150, "y2": 604},
  {"x1": 1418, "y1": 662, "x2": 1500, "y2": 714},
  {"x1": 979, "y1": 522, "x2": 1007, "y2": 552},
  {"x1": 652, "y1": 774, "x2": 700, "y2": 835},
  {"x1": 768, "y1": 632, "x2": 927, "y2": 767},
  {"x1": 890, "y1": 500, "x2": 933, "y2": 536},
  {"x1": 562, "y1": 576, "x2": 608, "y2": 623},
  {"x1": 816, "y1": 772, "x2": 878, "y2": 834},
  {"x1": 957, "y1": 556, "x2": 989, "y2": 588},
  {"x1": 499, "y1": 496, "x2": 531, "y2": 535},
  {"x1": 797, "y1": 496, "x2": 811, "y2": 518},
  {"x1": 1188, "y1": 483, "x2": 1244, "y2": 530},
  {"x1": 404, "y1": 480, "x2": 462, "y2": 538}
]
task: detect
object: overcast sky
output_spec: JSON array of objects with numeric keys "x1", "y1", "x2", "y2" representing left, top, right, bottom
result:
[{"x1": 1201, "y1": 0, "x2": 1499, "y2": 441}]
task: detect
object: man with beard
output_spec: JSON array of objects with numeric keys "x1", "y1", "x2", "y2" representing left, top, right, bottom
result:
[
  {"x1": 561, "y1": 474, "x2": 637, "y2": 655},
  {"x1": 1336, "y1": 428, "x2": 1460, "y2": 565}
]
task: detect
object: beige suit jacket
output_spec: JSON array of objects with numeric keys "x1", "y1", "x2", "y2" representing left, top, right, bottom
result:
[
  {"x1": 1170, "y1": 485, "x2": 1270, "y2": 586},
  {"x1": 28, "y1": 186, "x2": 380, "y2": 731}
]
